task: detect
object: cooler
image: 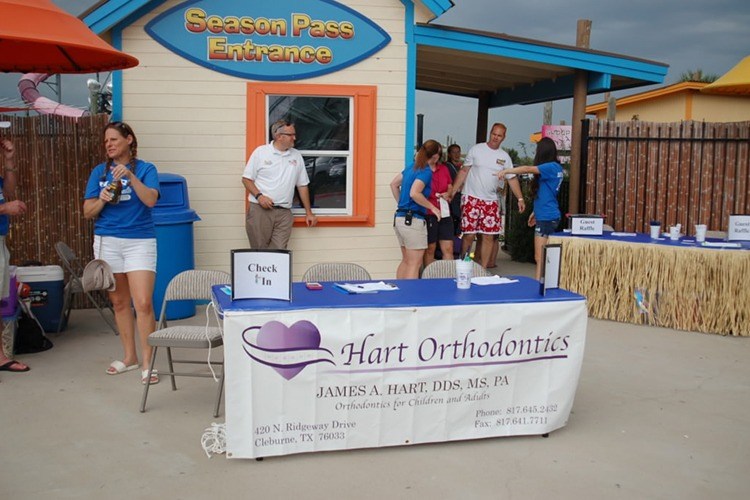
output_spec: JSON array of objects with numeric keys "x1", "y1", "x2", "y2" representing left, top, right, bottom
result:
[{"x1": 15, "y1": 265, "x2": 66, "y2": 333}]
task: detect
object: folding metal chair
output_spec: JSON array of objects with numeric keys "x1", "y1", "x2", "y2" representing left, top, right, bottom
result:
[
  {"x1": 54, "y1": 241, "x2": 118, "y2": 335},
  {"x1": 302, "y1": 263, "x2": 372, "y2": 282},
  {"x1": 421, "y1": 260, "x2": 491, "y2": 279},
  {"x1": 140, "y1": 269, "x2": 230, "y2": 417}
]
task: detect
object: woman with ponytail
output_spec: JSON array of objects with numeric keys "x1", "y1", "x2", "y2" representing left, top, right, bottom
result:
[
  {"x1": 390, "y1": 139, "x2": 442, "y2": 279},
  {"x1": 83, "y1": 122, "x2": 161, "y2": 385},
  {"x1": 500, "y1": 137, "x2": 564, "y2": 281}
]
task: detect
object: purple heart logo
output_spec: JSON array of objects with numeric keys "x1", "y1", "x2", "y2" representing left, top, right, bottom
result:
[{"x1": 250, "y1": 320, "x2": 325, "y2": 380}]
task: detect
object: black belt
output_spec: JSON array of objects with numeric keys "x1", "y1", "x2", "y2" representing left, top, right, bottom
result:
[{"x1": 395, "y1": 209, "x2": 425, "y2": 219}]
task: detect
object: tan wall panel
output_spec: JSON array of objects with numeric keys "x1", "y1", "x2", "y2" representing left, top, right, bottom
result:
[
  {"x1": 123, "y1": 0, "x2": 410, "y2": 276},
  {"x1": 607, "y1": 92, "x2": 750, "y2": 123},
  {"x1": 692, "y1": 96, "x2": 750, "y2": 122},
  {"x1": 615, "y1": 94, "x2": 685, "y2": 122},
  {"x1": 124, "y1": 105, "x2": 246, "y2": 122}
]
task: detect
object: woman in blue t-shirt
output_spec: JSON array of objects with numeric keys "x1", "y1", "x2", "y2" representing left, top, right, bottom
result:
[
  {"x1": 500, "y1": 137, "x2": 564, "y2": 281},
  {"x1": 389, "y1": 139, "x2": 442, "y2": 279},
  {"x1": 83, "y1": 122, "x2": 161, "y2": 385}
]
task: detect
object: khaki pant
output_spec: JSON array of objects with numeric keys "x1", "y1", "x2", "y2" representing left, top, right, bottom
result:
[{"x1": 245, "y1": 203, "x2": 293, "y2": 250}]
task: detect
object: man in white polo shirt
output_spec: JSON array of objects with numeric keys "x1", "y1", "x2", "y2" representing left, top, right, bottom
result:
[
  {"x1": 449, "y1": 123, "x2": 525, "y2": 268},
  {"x1": 242, "y1": 119, "x2": 317, "y2": 249}
]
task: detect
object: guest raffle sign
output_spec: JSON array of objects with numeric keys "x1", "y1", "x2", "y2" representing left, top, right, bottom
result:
[
  {"x1": 145, "y1": 0, "x2": 391, "y2": 80},
  {"x1": 223, "y1": 300, "x2": 587, "y2": 458}
]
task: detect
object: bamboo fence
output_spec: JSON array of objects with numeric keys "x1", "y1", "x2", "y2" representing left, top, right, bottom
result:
[
  {"x1": 1, "y1": 113, "x2": 109, "y2": 308},
  {"x1": 582, "y1": 120, "x2": 750, "y2": 233}
]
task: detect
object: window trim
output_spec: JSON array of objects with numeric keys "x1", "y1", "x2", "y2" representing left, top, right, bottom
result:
[{"x1": 246, "y1": 83, "x2": 376, "y2": 227}]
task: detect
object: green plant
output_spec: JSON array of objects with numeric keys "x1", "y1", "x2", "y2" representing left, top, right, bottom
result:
[
  {"x1": 505, "y1": 179, "x2": 536, "y2": 263},
  {"x1": 505, "y1": 176, "x2": 570, "y2": 262},
  {"x1": 506, "y1": 145, "x2": 533, "y2": 166},
  {"x1": 678, "y1": 69, "x2": 719, "y2": 83}
]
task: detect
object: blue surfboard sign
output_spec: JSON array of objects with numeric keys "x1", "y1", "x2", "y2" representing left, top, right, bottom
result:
[{"x1": 145, "y1": 0, "x2": 392, "y2": 81}]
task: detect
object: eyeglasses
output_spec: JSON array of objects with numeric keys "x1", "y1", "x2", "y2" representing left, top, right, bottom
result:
[{"x1": 278, "y1": 132, "x2": 296, "y2": 137}]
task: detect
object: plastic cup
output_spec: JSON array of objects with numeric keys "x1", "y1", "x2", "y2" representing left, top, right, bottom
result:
[
  {"x1": 650, "y1": 224, "x2": 661, "y2": 239},
  {"x1": 669, "y1": 226, "x2": 680, "y2": 241},
  {"x1": 695, "y1": 224, "x2": 707, "y2": 243},
  {"x1": 455, "y1": 259, "x2": 472, "y2": 289}
]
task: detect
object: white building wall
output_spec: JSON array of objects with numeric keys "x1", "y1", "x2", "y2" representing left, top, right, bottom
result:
[{"x1": 120, "y1": 0, "x2": 431, "y2": 279}]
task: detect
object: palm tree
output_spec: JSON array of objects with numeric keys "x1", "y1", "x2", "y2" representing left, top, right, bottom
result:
[{"x1": 679, "y1": 69, "x2": 719, "y2": 83}]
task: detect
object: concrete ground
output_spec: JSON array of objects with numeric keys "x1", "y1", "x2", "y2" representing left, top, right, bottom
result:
[{"x1": 2, "y1": 254, "x2": 749, "y2": 499}]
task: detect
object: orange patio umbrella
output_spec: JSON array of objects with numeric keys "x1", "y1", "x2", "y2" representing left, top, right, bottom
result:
[
  {"x1": 701, "y1": 55, "x2": 750, "y2": 96},
  {"x1": 0, "y1": 0, "x2": 138, "y2": 74}
]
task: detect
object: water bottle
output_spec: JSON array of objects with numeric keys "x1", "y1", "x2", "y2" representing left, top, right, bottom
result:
[{"x1": 106, "y1": 177, "x2": 122, "y2": 204}]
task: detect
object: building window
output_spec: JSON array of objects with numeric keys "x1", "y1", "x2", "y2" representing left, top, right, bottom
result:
[
  {"x1": 267, "y1": 95, "x2": 351, "y2": 214},
  {"x1": 247, "y1": 83, "x2": 376, "y2": 226}
]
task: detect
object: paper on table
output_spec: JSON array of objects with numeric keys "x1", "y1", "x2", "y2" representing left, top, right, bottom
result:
[
  {"x1": 701, "y1": 241, "x2": 742, "y2": 248},
  {"x1": 470, "y1": 276, "x2": 519, "y2": 285},
  {"x1": 611, "y1": 232, "x2": 637, "y2": 237},
  {"x1": 334, "y1": 281, "x2": 399, "y2": 294}
]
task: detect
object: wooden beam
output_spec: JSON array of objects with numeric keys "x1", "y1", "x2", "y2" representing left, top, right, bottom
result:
[{"x1": 569, "y1": 19, "x2": 591, "y2": 214}]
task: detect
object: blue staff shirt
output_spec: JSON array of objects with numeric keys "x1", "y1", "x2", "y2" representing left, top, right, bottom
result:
[
  {"x1": 84, "y1": 159, "x2": 160, "y2": 238},
  {"x1": 397, "y1": 163, "x2": 432, "y2": 216},
  {"x1": 534, "y1": 162, "x2": 564, "y2": 221}
]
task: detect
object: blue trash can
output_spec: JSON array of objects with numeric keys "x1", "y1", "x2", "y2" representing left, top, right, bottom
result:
[{"x1": 153, "y1": 173, "x2": 201, "y2": 320}]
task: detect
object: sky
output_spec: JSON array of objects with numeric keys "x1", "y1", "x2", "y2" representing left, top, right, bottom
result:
[{"x1": 2, "y1": 0, "x2": 749, "y2": 154}]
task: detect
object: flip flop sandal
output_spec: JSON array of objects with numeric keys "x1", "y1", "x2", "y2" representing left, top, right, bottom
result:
[
  {"x1": 0, "y1": 360, "x2": 30, "y2": 372},
  {"x1": 107, "y1": 360, "x2": 139, "y2": 375},
  {"x1": 142, "y1": 369, "x2": 159, "y2": 385}
]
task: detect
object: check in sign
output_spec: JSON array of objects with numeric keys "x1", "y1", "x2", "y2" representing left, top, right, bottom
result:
[{"x1": 231, "y1": 249, "x2": 292, "y2": 301}]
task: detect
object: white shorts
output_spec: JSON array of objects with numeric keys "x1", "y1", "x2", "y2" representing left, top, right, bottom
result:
[{"x1": 94, "y1": 236, "x2": 157, "y2": 274}]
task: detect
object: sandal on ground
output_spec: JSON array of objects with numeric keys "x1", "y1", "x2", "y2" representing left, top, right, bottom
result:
[
  {"x1": 106, "y1": 360, "x2": 139, "y2": 375},
  {"x1": 142, "y1": 369, "x2": 159, "y2": 385},
  {"x1": 0, "y1": 360, "x2": 30, "y2": 372}
]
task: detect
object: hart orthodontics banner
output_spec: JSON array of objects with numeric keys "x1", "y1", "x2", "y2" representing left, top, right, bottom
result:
[{"x1": 224, "y1": 300, "x2": 587, "y2": 458}]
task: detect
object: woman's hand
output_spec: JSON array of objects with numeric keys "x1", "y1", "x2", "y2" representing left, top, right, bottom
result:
[
  {"x1": 2, "y1": 200, "x2": 27, "y2": 216},
  {"x1": 110, "y1": 163, "x2": 131, "y2": 180},
  {"x1": 527, "y1": 212, "x2": 536, "y2": 227},
  {"x1": 98, "y1": 187, "x2": 114, "y2": 203},
  {"x1": 431, "y1": 206, "x2": 441, "y2": 220},
  {"x1": 1, "y1": 139, "x2": 14, "y2": 160}
]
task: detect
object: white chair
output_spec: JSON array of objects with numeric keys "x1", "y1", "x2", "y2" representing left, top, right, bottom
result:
[
  {"x1": 302, "y1": 263, "x2": 371, "y2": 282},
  {"x1": 422, "y1": 260, "x2": 491, "y2": 279},
  {"x1": 140, "y1": 269, "x2": 230, "y2": 417}
]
